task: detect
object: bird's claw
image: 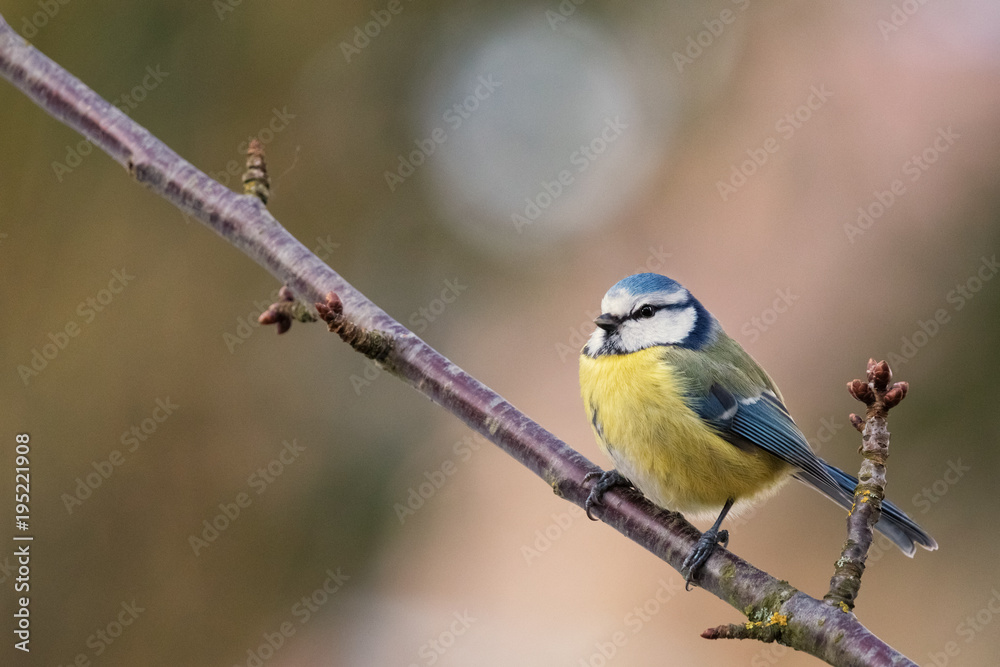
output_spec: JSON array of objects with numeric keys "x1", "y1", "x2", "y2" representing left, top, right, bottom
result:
[
  {"x1": 583, "y1": 469, "x2": 633, "y2": 520},
  {"x1": 682, "y1": 527, "x2": 729, "y2": 590}
]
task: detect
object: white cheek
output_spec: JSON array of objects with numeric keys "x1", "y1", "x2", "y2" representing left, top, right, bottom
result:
[
  {"x1": 661, "y1": 288, "x2": 690, "y2": 306},
  {"x1": 583, "y1": 328, "x2": 606, "y2": 355},
  {"x1": 618, "y1": 307, "x2": 696, "y2": 351}
]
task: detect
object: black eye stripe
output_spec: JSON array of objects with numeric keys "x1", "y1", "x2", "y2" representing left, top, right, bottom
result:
[
  {"x1": 630, "y1": 301, "x2": 688, "y2": 319},
  {"x1": 632, "y1": 305, "x2": 658, "y2": 319}
]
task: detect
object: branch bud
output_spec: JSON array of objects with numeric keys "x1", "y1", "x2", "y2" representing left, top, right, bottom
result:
[
  {"x1": 847, "y1": 379, "x2": 874, "y2": 404},
  {"x1": 868, "y1": 360, "x2": 892, "y2": 392},
  {"x1": 849, "y1": 413, "x2": 865, "y2": 432},
  {"x1": 883, "y1": 382, "x2": 909, "y2": 409}
]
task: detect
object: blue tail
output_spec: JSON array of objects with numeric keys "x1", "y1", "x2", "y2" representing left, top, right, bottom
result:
[{"x1": 794, "y1": 464, "x2": 937, "y2": 556}]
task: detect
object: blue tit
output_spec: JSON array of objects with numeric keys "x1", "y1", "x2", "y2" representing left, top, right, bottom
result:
[{"x1": 579, "y1": 273, "x2": 937, "y2": 587}]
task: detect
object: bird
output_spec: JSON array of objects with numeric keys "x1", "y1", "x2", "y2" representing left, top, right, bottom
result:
[{"x1": 578, "y1": 272, "x2": 937, "y2": 588}]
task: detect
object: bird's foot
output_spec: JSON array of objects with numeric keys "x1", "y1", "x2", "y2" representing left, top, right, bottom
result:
[
  {"x1": 682, "y1": 527, "x2": 730, "y2": 591},
  {"x1": 583, "y1": 469, "x2": 633, "y2": 520}
]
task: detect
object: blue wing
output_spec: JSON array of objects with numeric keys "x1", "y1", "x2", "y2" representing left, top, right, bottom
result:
[{"x1": 693, "y1": 385, "x2": 840, "y2": 490}]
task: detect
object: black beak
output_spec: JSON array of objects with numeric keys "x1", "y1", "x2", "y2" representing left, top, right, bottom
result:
[{"x1": 594, "y1": 313, "x2": 619, "y2": 332}]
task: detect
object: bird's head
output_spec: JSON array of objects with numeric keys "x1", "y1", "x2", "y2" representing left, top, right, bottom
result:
[{"x1": 583, "y1": 273, "x2": 717, "y2": 357}]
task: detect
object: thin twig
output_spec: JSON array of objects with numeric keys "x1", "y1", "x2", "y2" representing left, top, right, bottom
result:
[
  {"x1": 825, "y1": 360, "x2": 908, "y2": 612},
  {"x1": 0, "y1": 17, "x2": 918, "y2": 666},
  {"x1": 702, "y1": 612, "x2": 788, "y2": 643}
]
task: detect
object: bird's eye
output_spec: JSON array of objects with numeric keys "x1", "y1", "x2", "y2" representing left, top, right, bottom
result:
[{"x1": 638, "y1": 305, "x2": 655, "y2": 318}]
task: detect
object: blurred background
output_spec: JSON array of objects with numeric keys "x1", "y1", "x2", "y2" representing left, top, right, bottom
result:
[{"x1": 2, "y1": 1, "x2": 999, "y2": 665}]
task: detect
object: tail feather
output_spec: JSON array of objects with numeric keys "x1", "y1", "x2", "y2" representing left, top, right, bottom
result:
[{"x1": 793, "y1": 464, "x2": 937, "y2": 557}]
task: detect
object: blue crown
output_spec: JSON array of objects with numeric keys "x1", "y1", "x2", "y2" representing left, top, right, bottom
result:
[{"x1": 611, "y1": 273, "x2": 684, "y2": 296}]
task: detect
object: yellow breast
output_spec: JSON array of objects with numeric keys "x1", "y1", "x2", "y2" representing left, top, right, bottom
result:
[{"x1": 579, "y1": 347, "x2": 789, "y2": 517}]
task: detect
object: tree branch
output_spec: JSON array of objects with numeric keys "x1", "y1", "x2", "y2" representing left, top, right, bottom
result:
[{"x1": 0, "y1": 16, "x2": 918, "y2": 666}]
